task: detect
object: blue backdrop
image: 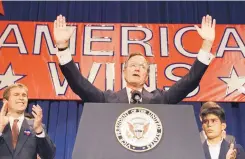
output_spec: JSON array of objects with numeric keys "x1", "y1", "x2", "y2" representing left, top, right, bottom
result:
[{"x1": 1, "y1": 1, "x2": 245, "y2": 159}]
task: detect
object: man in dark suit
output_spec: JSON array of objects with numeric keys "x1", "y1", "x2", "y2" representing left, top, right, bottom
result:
[
  {"x1": 53, "y1": 14, "x2": 216, "y2": 104},
  {"x1": 0, "y1": 83, "x2": 56, "y2": 159},
  {"x1": 199, "y1": 102, "x2": 236, "y2": 144},
  {"x1": 201, "y1": 107, "x2": 245, "y2": 159}
]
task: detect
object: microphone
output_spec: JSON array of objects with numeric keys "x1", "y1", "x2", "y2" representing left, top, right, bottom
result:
[{"x1": 130, "y1": 90, "x2": 142, "y2": 104}]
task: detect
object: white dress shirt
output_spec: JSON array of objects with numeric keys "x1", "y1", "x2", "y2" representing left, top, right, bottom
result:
[
  {"x1": 0, "y1": 114, "x2": 45, "y2": 138},
  {"x1": 207, "y1": 139, "x2": 223, "y2": 159}
]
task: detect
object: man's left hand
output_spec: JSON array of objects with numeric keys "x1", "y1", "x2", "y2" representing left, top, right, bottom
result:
[{"x1": 32, "y1": 104, "x2": 43, "y2": 134}]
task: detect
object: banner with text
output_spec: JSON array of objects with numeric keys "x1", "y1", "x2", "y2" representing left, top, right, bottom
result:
[{"x1": 1, "y1": 21, "x2": 245, "y2": 101}]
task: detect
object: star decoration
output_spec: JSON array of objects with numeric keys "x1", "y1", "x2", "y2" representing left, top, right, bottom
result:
[
  {"x1": 219, "y1": 66, "x2": 245, "y2": 96},
  {"x1": 0, "y1": 1, "x2": 4, "y2": 16},
  {"x1": 0, "y1": 64, "x2": 26, "y2": 90}
]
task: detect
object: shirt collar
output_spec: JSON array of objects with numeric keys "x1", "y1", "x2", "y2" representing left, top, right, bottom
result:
[
  {"x1": 126, "y1": 87, "x2": 143, "y2": 94},
  {"x1": 9, "y1": 113, "x2": 25, "y2": 123}
]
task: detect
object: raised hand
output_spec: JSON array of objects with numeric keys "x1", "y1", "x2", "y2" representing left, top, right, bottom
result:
[
  {"x1": 0, "y1": 101, "x2": 9, "y2": 133},
  {"x1": 226, "y1": 143, "x2": 237, "y2": 159},
  {"x1": 32, "y1": 104, "x2": 43, "y2": 134},
  {"x1": 53, "y1": 14, "x2": 75, "y2": 48},
  {"x1": 194, "y1": 14, "x2": 216, "y2": 43}
]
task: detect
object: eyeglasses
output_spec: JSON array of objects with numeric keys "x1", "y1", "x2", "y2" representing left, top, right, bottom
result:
[{"x1": 127, "y1": 63, "x2": 148, "y2": 70}]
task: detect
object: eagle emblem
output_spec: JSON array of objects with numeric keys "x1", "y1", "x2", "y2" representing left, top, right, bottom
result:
[
  {"x1": 127, "y1": 121, "x2": 149, "y2": 139},
  {"x1": 115, "y1": 107, "x2": 163, "y2": 152}
]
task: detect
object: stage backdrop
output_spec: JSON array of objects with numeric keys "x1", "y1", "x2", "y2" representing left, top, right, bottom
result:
[{"x1": 1, "y1": 21, "x2": 245, "y2": 102}]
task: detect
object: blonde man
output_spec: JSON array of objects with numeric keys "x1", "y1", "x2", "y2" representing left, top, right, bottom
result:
[{"x1": 0, "y1": 83, "x2": 56, "y2": 159}]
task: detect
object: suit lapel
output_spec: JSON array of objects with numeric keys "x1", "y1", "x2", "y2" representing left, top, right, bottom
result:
[
  {"x1": 142, "y1": 88, "x2": 153, "y2": 104},
  {"x1": 14, "y1": 119, "x2": 32, "y2": 157},
  {"x1": 203, "y1": 141, "x2": 212, "y2": 159},
  {"x1": 116, "y1": 88, "x2": 129, "y2": 103},
  {"x1": 219, "y1": 140, "x2": 229, "y2": 159},
  {"x1": 2, "y1": 124, "x2": 14, "y2": 154}
]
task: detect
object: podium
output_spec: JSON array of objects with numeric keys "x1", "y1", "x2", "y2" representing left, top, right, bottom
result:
[{"x1": 72, "y1": 103, "x2": 205, "y2": 159}]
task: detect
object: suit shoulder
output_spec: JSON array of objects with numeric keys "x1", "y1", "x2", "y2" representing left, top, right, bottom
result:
[
  {"x1": 25, "y1": 117, "x2": 34, "y2": 121},
  {"x1": 150, "y1": 88, "x2": 163, "y2": 93},
  {"x1": 226, "y1": 134, "x2": 235, "y2": 139},
  {"x1": 25, "y1": 118, "x2": 34, "y2": 125},
  {"x1": 104, "y1": 89, "x2": 114, "y2": 94},
  {"x1": 236, "y1": 144, "x2": 244, "y2": 151},
  {"x1": 150, "y1": 88, "x2": 168, "y2": 97},
  {"x1": 225, "y1": 134, "x2": 236, "y2": 143},
  {"x1": 236, "y1": 144, "x2": 245, "y2": 159}
]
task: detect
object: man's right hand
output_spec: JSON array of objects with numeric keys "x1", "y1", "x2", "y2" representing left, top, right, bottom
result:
[
  {"x1": 53, "y1": 14, "x2": 75, "y2": 49},
  {"x1": 0, "y1": 101, "x2": 9, "y2": 133},
  {"x1": 226, "y1": 143, "x2": 237, "y2": 159}
]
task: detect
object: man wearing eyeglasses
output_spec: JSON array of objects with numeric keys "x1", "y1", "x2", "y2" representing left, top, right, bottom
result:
[
  {"x1": 201, "y1": 107, "x2": 245, "y2": 159},
  {"x1": 53, "y1": 14, "x2": 215, "y2": 104}
]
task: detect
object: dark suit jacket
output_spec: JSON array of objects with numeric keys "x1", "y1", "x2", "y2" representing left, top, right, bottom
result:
[
  {"x1": 0, "y1": 119, "x2": 56, "y2": 159},
  {"x1": 200, "y1": 130, "x2": 236, "y2": 144},
  {"x1": 60, "y1": 59, "x2": 208, "y2": 104},
  {"x1": 203, "y1": 140, "x2": 245, "y2": 159}
]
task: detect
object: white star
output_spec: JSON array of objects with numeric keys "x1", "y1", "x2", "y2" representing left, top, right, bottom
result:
[
  {"x1": 0, "y1": 64, "x2": 25, "y2": 90},
  {"x1": 219, "y1": 66, "x2": 245, "y2": 96}
]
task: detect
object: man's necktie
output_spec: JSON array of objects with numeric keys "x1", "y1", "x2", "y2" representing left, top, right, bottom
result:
[{"x1": 12, "y1": 119, "x2": 19, "y2": 149}]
